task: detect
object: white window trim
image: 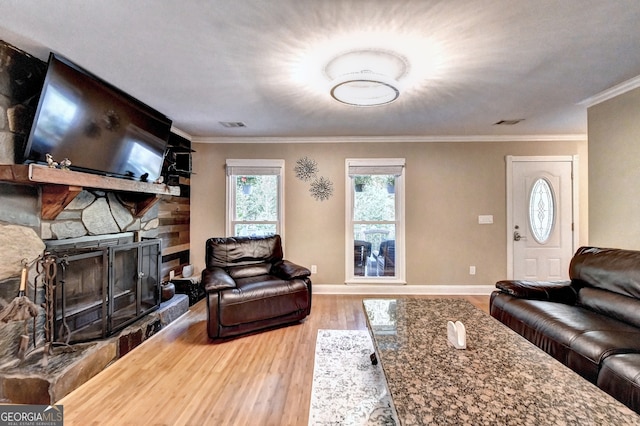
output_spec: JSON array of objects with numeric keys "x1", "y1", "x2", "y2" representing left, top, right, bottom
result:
[
  {"x1": 345, "y1": 158, "x2": 406, "y2": 284},
  {"x1": 225, "y1": 159, "x2": 285, "y2": 242}
]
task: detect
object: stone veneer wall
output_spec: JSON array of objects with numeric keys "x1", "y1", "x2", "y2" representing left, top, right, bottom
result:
[
  {"x1": 0, "y1": 40, "x2": 47, "y2": 168},
  {"x1": 41, "y1": 189, "x2": 160, "y2": 240}
]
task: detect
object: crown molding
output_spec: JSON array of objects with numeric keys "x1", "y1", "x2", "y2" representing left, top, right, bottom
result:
[
  {"x1": 191, "y1": 134, "x2": 586, "y2": 144},
  {"x1": 170, "y1": 126, "x2": 192, "y2": 141},
  {"x1": 578, "y1": 75, "x2": 640, "y2": 108}
]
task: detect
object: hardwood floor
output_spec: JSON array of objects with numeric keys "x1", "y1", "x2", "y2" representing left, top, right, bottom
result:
[{"x1": 58, "y1": 294, "x2": 490, "y2": 425}]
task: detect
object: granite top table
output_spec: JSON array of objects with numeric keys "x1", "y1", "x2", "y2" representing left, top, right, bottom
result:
[{"x1": 363, "y1": 298, "x2": 640, "y2": 425}]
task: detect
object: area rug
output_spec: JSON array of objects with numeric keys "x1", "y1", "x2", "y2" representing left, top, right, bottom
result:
[{"x1": 308, "y1": 329, "x2": 398, "y2": 426}]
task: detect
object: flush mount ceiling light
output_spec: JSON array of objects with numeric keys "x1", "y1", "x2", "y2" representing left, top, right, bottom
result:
[
  {"x1": 330, "y1": 71, "x2": 400, "y2": 106},
  {"x1": 325, "y1": 49, "x2": 409, "y2": 107}
]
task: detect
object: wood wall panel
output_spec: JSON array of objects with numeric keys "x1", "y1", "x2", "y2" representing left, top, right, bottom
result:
[
  {"x1": 158, "y1": 132, "x2": 192, "y2": 281},
  {"x1": 158, "y1": 192, "x2": 190, "y2": 280}
]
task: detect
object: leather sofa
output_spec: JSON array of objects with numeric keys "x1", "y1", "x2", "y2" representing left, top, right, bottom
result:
[
  {"x1": 201, "y1": 235, "x2": 312, "y2": 339},
  {"x1": 490, "y1": 246, "x2": 640, "y2": 413}
]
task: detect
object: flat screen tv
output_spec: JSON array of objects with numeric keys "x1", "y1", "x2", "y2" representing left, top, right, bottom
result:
[{"x1": 22, "y1": 53, "x2": 172, "y2": 182}]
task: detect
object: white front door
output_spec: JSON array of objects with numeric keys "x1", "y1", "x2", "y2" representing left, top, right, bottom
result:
[{"x1": 507, "y1": 156, "x2": 577, "y2": 281}]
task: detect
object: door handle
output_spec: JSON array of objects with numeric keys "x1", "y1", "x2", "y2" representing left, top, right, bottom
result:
[{"x1": 513, "y1": 231, "x2": 527, "y2": 241}]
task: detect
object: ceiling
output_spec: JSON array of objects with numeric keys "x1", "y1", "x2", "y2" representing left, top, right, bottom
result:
[{"x1": 1, "y1": 1, "x2": 640, "y2": 141}]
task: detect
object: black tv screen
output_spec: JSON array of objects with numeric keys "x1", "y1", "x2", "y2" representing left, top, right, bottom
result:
[{"x1": 23, "y1": 53, "x2": 172, "y2": 181}]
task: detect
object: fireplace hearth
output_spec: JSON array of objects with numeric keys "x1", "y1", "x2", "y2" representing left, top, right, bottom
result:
[{"x1": 0, "y1": 293, "x2": 188, "y2": 404}]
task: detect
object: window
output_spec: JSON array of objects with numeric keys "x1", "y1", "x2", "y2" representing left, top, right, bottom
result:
[
  {"x1": 226, "y1": 159, "x2": 284, "y2": 238},
  {"x1": 346, "y1": 158, "x2": 405, "y2": 283}
]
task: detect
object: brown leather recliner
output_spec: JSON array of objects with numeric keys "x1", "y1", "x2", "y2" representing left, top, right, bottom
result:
[{"x1": 201, "y1": 235, "x2": 312, "y2": 339}]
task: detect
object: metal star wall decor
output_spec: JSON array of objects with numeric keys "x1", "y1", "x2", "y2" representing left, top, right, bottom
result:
[
  {"x1": 294, "y1": 156, "x2": 318, "y2": 181},
  {"x1": 310, "y1": 176, "x2": 334, "y2": 201}
]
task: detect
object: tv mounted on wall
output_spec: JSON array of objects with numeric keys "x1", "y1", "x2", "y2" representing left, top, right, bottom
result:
[{"x1": 22, "y1": 53, "x2": 172, "y2": 182}]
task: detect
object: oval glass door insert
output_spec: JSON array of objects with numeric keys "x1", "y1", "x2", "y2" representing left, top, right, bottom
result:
[{"x1": 529, "y1": 178, "x2": 555, "y2": 244}]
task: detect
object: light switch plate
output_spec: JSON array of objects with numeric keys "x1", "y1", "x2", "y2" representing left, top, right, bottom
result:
[{"x1": 478, "y1": 215, "x2": 493, "y2": 224}]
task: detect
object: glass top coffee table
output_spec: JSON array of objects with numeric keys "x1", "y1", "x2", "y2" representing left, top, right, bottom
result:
[{"x1": 363, "y1": 298, "x2": 639, "y2": 425}]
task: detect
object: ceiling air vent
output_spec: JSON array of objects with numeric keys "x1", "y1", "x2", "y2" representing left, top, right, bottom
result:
[
  {"x1": 494, "y1": 119, "x2": 524, "y2": 125},
  {"x1": 219, "y1": 121, "x2": 247, "y2": 128}
]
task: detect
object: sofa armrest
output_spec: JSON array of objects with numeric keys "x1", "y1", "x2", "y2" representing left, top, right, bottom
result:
[
  {"x1": 202, "y1": 267, "x2": 237, "y2": 292},
  {"x1": 495, "y1": 280, "x2": 577, "y2": 304},
  {"x1": 271, "y1": 260, "x2": 311, "y2": 280}
]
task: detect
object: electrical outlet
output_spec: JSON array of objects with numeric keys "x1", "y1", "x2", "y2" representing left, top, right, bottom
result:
[
  {"x1": 311, "y1": 265, "x2": 317, "y2": 274},
  {"x1": 469, "y1": 266, "x2": 476, "y2": 275},
  {"x1": 169, "y1": 270, "x2": 175, "y2": 280}
]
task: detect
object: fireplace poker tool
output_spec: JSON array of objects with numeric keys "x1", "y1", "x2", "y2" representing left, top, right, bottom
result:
[
  {"x1": 32, "y1": 254, "x2": 45, "y2": 350},
  {"x1": 57, "y1": 258, "x2": 72, "y2": 345},
  {"x1": 40, "y1": 254, "x2": 58, "y2": 363}
]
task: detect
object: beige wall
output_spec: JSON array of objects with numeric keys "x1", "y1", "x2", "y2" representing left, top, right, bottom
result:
[
  {"x1": 588, "y1": 87, "x2": 640, "y2": 249},
  {"x1": 190, "y1": 139, "x2": 588, "y2": 286}
]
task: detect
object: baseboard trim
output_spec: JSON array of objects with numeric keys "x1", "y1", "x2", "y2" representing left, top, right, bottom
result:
[{"x1": 312, "y1": 284, "x2": 495, "y2": 296}]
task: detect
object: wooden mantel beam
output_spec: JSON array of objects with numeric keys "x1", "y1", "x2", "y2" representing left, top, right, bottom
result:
[{"x1": 0, "y1": 164, "x2": 180, "y2": 220}]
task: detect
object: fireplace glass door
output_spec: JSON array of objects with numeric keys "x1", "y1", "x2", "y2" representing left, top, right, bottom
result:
[
  {"x1": 109, "y1": 240, "x2": 161, "y2": 333},
  {"x1": 48, "y1": 234, "x2": 161, "y2": 344},
  {"x1": 55, "y1": 249, "x2": 108, "y2": 343}
]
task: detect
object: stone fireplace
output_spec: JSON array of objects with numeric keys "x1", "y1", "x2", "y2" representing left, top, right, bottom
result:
[{"x1": 0, "y1": 178, "x2": 186, "y2": 404}]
